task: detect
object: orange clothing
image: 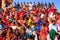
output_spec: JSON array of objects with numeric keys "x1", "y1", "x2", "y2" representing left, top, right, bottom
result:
[
  {"x1": 40, "y1": 26, "x2": 48, "y2": 40},
  {"x1": 6, "y1": 30, "x2": 10, "y2": 40}
]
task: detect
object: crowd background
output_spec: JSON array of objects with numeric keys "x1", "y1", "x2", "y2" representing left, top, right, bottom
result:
[{"x1": 0, "y1": 2, "x2": 60, "y2": 40}]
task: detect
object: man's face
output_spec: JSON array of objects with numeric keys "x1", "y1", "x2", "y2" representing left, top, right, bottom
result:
[{"x1": 52, "y1": 21, "x2": 56, "y2": 25}]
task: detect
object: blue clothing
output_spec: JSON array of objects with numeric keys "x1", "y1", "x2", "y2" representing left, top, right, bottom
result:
[
  {"x1": 0, "y1": 25, "x2": 2, "y2": 29},
  {"x1": 31, "y1": 25, "x2": 41, "y2": 32},
  {"x1": 2, "y1": 23, "x2": 4, "y2": 28},
  {"x1": 36, "y1": 25, "x2": 41, "y2": 32},
  {"x1": 20, "y1": 33, "x2": 30, "y2": 40},
  {"x1": 26, "y1": 33, "x2": 31, "y2": 38},
  {"x1": 37, "y1": 21, "x2": 42, "y2": 25},
  {"x1": 31, "y1": 26, "x2": 34, "y2": 32}
]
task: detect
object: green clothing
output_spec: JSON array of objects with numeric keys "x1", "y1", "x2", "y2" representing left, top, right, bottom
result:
[{"x1": 49, "y1": 29, "x2": 59, "y2": 40}]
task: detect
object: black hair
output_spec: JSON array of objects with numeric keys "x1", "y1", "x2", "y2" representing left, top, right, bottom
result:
[
  {"x1": 9, "y1": 27, "x2": 13, "y2": 33},
  {"x1": 9, "y1": 27, "x2": 13, "y2": 31},
  {"x1": 13, "y1": 22, "x2": 16, "y2": 25},
  {"x1": 51, "y1": 20, "x2": 55, "y2": 23},
  {"x1": 17, "y1": 22, "x2": 21, "y2": 26},
  {"x1": 29, "y1": 34, "x2": 35, "y2": 40},
  {"x1": 27, "y1": 26, "x2": 30, "y2": 28},
  {"x1": 42, "y1": 23, "x2": 46, "y2": 27}
]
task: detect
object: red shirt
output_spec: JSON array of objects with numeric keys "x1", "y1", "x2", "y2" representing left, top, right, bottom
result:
[
  {"x1": 0, "y1": 36, "x2": 4, "y2": 40},
  {"x1": 20, "y1": 12, "x2": 24, "y2": 17},
  {"x1": 5, "y1": 20, "x2": 9, "y2": 25},
  {"x1": 37, "y1": 9, "x2": 41, "y2": 15},
  {"x1": 50, "y1": 6, "x2": 56, "y2": 13},
  {"x1": 33, "y1": 9, "x2": 37, "y2": 15},
  {"x1": 17, "y1": 11, "x2": 25, "y2": 20},
  {"x1": 44, "y1": 8, "x2": 49, "y2": 16},
  {"x1": 17, "y1": 11, "x2": 21, "y2": 20}
]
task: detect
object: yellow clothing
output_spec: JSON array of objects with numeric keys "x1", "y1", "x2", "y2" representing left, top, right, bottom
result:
[{"x1": 27, "y1": 18, "x2": 34, "y2": 28}]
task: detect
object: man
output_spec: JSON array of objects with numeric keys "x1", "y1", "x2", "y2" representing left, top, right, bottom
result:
[{"x1": 48, "y1": 20, "x2": 60, "y2": 40}]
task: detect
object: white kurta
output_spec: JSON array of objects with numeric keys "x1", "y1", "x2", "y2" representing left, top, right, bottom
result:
[{"x1": 49, "y1": 24, "x2": 58, "y2": 32}]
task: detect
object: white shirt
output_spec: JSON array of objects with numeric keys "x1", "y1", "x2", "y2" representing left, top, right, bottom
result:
[
  {"x1": 26, "y1": 28, "x2": 32, "y2": 35},
  {"x1": 49, "y1": 24, "x2": 58, "y2": 32},
  {"x1": 11, "y1": 26, "x2": 17, "y2": 30},
  {"x1": 57, "y1": 24, "x2": 60, "y2": 31}
]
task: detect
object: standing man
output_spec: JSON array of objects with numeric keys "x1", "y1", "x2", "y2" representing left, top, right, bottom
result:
[{"x1": 48, "y1": 20, "x2": 60, "y2": 40}]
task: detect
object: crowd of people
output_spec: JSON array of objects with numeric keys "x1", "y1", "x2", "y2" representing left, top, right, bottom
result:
[{"x1": 0, "y1": 2, "x2": 60, "y2": 40}]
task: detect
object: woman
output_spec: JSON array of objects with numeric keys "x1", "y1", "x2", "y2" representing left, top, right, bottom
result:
[{"x1": 40, "y1": 23, "x2": 49, "y2": 40}]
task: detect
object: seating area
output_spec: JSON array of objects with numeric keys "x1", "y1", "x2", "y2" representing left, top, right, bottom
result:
[{"x1": 0, "y1": 2, "x2": 60, "y2": 40}]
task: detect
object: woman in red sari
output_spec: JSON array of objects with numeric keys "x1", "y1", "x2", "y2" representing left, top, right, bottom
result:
[{"x1": 40, "y1": 23, "x2": 49, "y2": 40}]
